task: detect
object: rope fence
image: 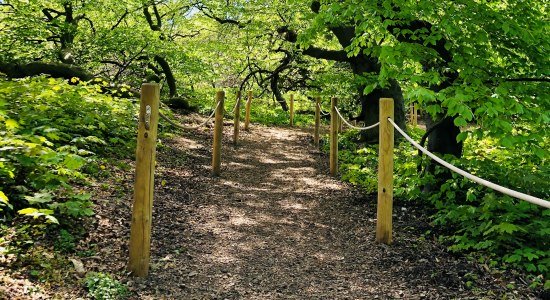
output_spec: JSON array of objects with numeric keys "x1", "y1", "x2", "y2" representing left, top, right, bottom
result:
[
  {"x1": 128, "y1": 86, "x2": 548, "y2": 278},
  {"x1": 387, "y1": 118, "x2": 550, "y2": 209},
  {"x1": 159, "y1": 100, "x2": 220, "y2": 131},
  {"x1": 327, "y1": 97, "x2": 549, "y2": 244},
  {"x1": 317, "y1": 102, "x2": 330, "y2": 116},
  {"x1": 334, "y1": 107, "x2": 379, "y2": 131}
]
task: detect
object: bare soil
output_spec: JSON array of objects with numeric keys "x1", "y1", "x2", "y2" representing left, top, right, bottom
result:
[{"x1": 1, "y1": 115, "x2": 540, "y2": 299}]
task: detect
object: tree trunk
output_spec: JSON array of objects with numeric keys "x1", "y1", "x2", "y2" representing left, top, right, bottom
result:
[
  {"x1": 356, "y1": 79, "x2": 406, "y2": 142},
  {"x1": 426, "y1": 117, "x2": 463, "y2": 158},
  {"x1": 422, "y1": 116, "x2": 463, "y2": 191},
  {"x1": 271, "y1": 73, "x2": 289, "y2": 111},
  {"x1": 348, "y1": 56, "x2": 406, "y2": 142},
  {"x1": 0, "y1": 61, "x2": 92, "y2": 81}
]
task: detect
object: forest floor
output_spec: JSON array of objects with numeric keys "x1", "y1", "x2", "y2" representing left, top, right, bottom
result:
[{"x1": 2, "y1": 114, "x2": 539, "y2": 299}]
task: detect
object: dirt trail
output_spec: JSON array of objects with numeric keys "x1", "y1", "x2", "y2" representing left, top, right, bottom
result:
[{"x1": 88, "y1": 120, "x2": 533, "y2": 299}]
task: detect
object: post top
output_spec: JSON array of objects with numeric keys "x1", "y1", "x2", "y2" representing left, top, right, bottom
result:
[{"x1": 380, "y1": 98, "x2": 394, "y2": 102}]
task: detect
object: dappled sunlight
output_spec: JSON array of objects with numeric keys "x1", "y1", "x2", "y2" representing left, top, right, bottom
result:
[
  {"x1": 313, "y1": 251, "x2": 345, "y2": 263},
  {"x1": 207, "y1": 248, "x2": 240, "y2": 264},
  {"x1": 230, "y1": 215, "x2": 258, "y2": 226},
  {"x1": 226, "y1": 161, "x2": 256, "y2": 169},
  {"x1": 258, "y1": 156, "x2": 287, "y2": 164},
  {"x1": 279, "y1": 199, "x2": 309, "y2": 211},
  {"x1": 172, "y1": 136, "x2": 204, "y2": 150},
  {"x1": 301, "y1": 177, "x2": 344, "y2": 191}
]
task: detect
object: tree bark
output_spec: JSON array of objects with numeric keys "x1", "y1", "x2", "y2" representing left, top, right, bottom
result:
[
  {"x1": 277, "y1": 2, "x2": 407, "y2": 141},
  {"x1": 153, "y1": 55, "x2": 177, "y2": 98},
  {"x1": 0, "y1": 61, "x2": 92, "y2": 81}
]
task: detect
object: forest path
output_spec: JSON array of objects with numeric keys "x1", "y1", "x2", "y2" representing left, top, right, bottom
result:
[{"x1": 92, "y1": 119, "x2": 522, "y2": 299}]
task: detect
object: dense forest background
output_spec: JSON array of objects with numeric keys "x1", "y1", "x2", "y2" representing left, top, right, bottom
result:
[{"x1": 0, "y1": 0, "x2": 548, "y2": 298}]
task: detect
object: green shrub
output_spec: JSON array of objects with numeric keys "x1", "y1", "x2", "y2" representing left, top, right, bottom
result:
[
  {"x1": 336, "y1": 125, "x2": 549, "y2": 288},
  {"x1": 0, "y1": 76, "x2": 137, "y2": 225},
  {"x1": 54, "y1": 229, "x2": 76, "y2": 253},
  {"x1": 85, "y1": 272, "x2": 129, "y2": 300}
]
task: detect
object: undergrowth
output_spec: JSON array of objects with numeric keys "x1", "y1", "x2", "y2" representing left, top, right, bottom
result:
[
  {"x1": 85, "y1": 272, "x2": 129, "y2": 300},
  {"x1": 332, "y1": 125, "x2": 549, "y2": 290},
  {"x1": 0, "y1": 76, "x2": 138, "y2": 287},
  {"x1": 192, "y1": 88, "x2": 318, "y2": 127}
]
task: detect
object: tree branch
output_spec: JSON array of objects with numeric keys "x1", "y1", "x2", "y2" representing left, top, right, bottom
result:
[
  {"x1": 143, "y1": 4, "x2": 162, "y2": 31},
  {"x1": 75, "y1": 15, "x2": 96, "y2": 34},
  {"x1": 505, "y1": 77, "x2": 550, "y2": 83},
  {"x1": 196, "y1": 4, "x2": 248, "y2": 28},
  {"x1": 111, "y1": 9, "x2": 129, "y2": 30}
]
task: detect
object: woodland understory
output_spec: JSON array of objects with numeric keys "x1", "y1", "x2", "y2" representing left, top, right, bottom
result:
[{"x1": 0, "y1": 0, "x2": 548, "y2": 299}]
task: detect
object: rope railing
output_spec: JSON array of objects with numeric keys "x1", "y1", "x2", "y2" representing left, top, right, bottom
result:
[
  {"x1": 387, "y1": 118, "x2": 550, "y2": 209},
  {"x1": 159, "y1": 100, "x2": 220, "y2": 131},
  {"x1": 317, "y1": 103, "x2": 330, "y2": 116},
  {"x1": 334, "y1": 107, "x2": 379, "y2": 131}
]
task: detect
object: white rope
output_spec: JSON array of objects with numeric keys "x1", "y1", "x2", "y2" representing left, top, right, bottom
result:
[
  {"x1": 160, "y1": 100, "x2": 221, "y2": 131},
  {"x1": 387, "y1": 118, "x2": 550, "y2": 209},
  {"x1": 334, "y1": 107, "x2": 380, "y2": 131},
  {"x1": 317, "y1": 103, "x2": 330, "y2": 116}
]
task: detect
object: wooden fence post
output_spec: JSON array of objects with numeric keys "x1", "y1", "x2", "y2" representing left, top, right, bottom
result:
[
  {"x1": 314, "y1": 96, "x2": 320, "y2": 147},
  {"x1": 244, "y1": 91, "x2": 252, "y2": 131},
  {"x1": 330, "y1": 97, "x2": 338, "y2": 176},
  {"x1": 376, "y1": 98, "x2": 394, "y2": 244},
  {"x1": 128, "y1": 83, "x2": 160, "y2": 277},
  {"x1": 233, "y1": 91, "x2": 241, "y2": 145},
  {"x1": 290, "y1": 94, "x2": 294, "y2": 127},
  {"x1": 412, "y1": 103, "x2": 418, "y2": 127},
  {"x1": 212, "y1": 91, "x2": 225, "y2": 176},
  {"x1": 409, "y1": 103, "x2": 418, "y2": 127}
]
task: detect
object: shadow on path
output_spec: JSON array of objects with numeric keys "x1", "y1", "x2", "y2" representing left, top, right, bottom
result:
[{"x1": 116, "y1": 123, "x2": 524, "y2": 299}]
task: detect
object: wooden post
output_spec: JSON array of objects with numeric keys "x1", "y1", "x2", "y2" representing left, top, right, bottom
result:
[
  {"x1": 244, "y1": 91, "x2": 252, "y2": 131},
  {"x1": 314, "y1": 96, "x2": 320, "y2": 147},
  {"x1": 329, "y1": 97, "x2": 338, "y2": 176},
  {"x1": 212, "y1": 91, "x2": 225, "y2": 176},
  {"x1": 409, "y1": 103, "x2": 418, "y2": 127},
  {"x1": 128, "y1": 83, "x2": 160, "y2": 277},
  {"x1": 412, "y1": 103, "x2": 418, "y2": 127},
  {"x1": 233, "y1": 91, "x2": 241, "y2": 145},
  {"x1": 289, "y1": 94, "x2": 294, "y2": 127},
  {"x1": 409, "y1": 103, "x2": 413, "y2": 124},
  {"x1": 376, "y1": 98, "x2": 394, "y2": 244}
]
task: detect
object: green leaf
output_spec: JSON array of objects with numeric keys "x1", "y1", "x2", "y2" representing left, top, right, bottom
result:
[
  {"x1": 0, "y1": 191, "x2": 8, "y2": 205},
  {"x1": 18, "y1": 207, "x2": 59, "y2": 224},
  {"x1": 0, "y1": 191, "x2": 12, "y2": 210},
  {"x1": 496, "y1": 222, "x2": 520, "y2": 234},
  {"x1": 523, "y1": 252, "x2": 539, "y2": 261},
  {"x1": 63, "y1": 154, "x2": 85, "y2": 170},
  {"x1": 505, "y1": 254, "x2": 522, "y2": 263},
  {"x1": 24, "y1": 192, "x2": 53, "y2": 204},
  {"x1": 500, "y1": 137, "x2": 514, "y2": 148},
  {"x1": 457, "y1": 132, "x2": 468, "y2": 142},
  {"x1": 5, "y1": 119, "x2": 19, "y2": 130},
  {"x1": 454, "y1": 117, "x2": 467, "y2": 127}
]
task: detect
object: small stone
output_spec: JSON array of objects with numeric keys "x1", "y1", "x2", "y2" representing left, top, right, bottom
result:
[{"x1": 69, "y1": 258, "x2": 86, "y2": 277}]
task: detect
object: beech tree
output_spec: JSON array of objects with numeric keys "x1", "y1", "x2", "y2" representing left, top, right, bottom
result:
[{"x1": 1, "y1": 0, "x2": 547, "y2": 161}]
